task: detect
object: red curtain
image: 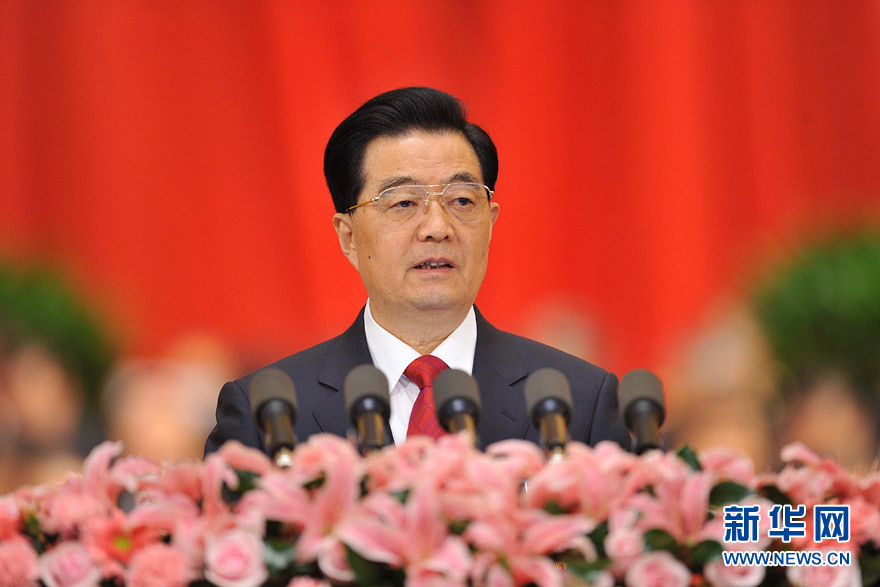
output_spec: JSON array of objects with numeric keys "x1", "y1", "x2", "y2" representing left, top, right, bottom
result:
[{"x1": 2, "y1": 1, "x2": 880, "y2": 376}]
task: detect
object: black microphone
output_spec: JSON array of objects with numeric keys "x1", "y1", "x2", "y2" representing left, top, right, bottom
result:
[
  {"x1": 344, "y1": 365, "x2": 391, "y2": 455},
  {"x1": 433, "y1": 369, "x2": 481, "y2": 444},
  {"x1": 619, "y1": 369, "x2": 666, "y2": 454},
  {"x1": 524, "y1": 368, "x2": 572, "y2": 459},
  {"x1": 249, "y1": 368, "x2": 298, "y2": 467}
]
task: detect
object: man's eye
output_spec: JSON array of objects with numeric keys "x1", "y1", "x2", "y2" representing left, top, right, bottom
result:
[
  {"x1": 449, "y1": 197, "x2": 475, "y2": 208},
  {"x1": 389, "y1": 198, "x2": 419, "y2": 209}
]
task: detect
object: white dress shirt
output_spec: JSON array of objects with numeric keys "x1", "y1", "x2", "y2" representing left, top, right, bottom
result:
[{"x1": 363, "y1": 299, "x2": 477, "y2": 445}]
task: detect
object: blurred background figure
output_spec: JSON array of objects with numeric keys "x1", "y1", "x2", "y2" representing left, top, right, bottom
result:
[
  {"x1": 103, "y1": 333, "x2": 239, "y2": 463},
  {"x1": 663, "y1": 301, "x2": 778, "y2": 471},
  {"x1": 752, "y1": 230, "x2": 880, "y2": 470},
  {"x1": 0, "y1": 260, "x2": 240, "y2": 490},
  {"x1": 779, "y1": 374, "x2": 876, "y2": 471},
  {"x1": 667, "y1": 229, "x2": 880, "y2": 471},
  {"x1": 0, "y1": 262, "x2": 114, "y2": 492},
  {"x1": 1, "y1": 344, "x2": 85, "y2": 490},
  {"x1": 521, "y1": 297, "x2": 606, "y2": 368}
]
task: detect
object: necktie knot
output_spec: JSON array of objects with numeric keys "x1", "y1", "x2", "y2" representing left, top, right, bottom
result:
[
  {"x1": 404, "y1": 354, "x2": 449, "y2": 439},
  {"x1": 404, "y1": 354, "x2": 448, "y2": 390}
]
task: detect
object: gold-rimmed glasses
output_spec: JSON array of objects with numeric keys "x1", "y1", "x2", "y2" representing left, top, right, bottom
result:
[{"x1": 345, "y1": 183, "x2": 493, "y2": 227}]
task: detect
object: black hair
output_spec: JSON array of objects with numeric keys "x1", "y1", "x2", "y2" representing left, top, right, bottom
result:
[{"x1": 323, "y1": 87, "x2": 498, "y2": 213}]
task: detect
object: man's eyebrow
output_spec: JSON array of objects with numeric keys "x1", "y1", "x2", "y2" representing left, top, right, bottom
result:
[
  {"x1": 449, "y1": 171, "x2": 480, "y2": 184},
  {"x1": 377, "y1": 176, "x2": 418, "y2": 192}
]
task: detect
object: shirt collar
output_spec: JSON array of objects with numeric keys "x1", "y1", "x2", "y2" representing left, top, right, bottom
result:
[{"x1": 363, "y1": 299, "x2": 477, "y2": 392}]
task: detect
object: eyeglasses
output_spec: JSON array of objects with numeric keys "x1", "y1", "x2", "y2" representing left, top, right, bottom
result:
[{"x1": 345, "y1": 183, "x2": 494, "y2": 227}]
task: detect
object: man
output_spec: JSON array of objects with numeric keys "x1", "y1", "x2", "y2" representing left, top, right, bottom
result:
[{"x1": 205, "y1": 87, "x2": 629, "y2": 454}]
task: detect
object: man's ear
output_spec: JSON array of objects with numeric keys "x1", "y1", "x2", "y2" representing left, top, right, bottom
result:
[
  {"x1": 332, "y1": 213, "x2": 359, "y2": 270},
  {"x1": 487, "y1": 202, "x2": 500, "y2": 240}
]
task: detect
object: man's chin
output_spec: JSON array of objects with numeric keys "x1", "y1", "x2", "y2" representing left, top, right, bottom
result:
[{"x1": 408, "y1": 292, "x2": 469, "y2": 314}]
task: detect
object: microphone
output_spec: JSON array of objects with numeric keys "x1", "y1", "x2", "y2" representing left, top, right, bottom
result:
[
  {"x1": 432, "y1": 369, "x2": 481, "y2": 443},
  {"x1": 524, "y1": 368, "x2": 572, "y2": 459},
  {"x1": 249, "y1": 368, "x2": 298, "y2": 467},
  {"x1": 619, "y1": 369, "x2": 666, "y2": 454},
  {"x1": 344, "y1": 365, "x2": 391, "y2": 455}
]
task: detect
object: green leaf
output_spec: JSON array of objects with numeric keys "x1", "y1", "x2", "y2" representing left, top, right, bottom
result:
[
  {"x1": 643, "y1": 529, "x2": 678, "y2": 553},
  {"x1": 758, "y1": 484, "x2": 793, "y2": 505},
  {"x1": 676, "y1": 445, "x2": 702, "y2": 472},
  {"x1": 391, "y1": 489, "x2": 410, "y2": 504},
  {"x1": 589, "y1": 521, "x2": 609, "y2": 559},
  {"x1": 263, "y1": 538, "x2": 297, "y2": 574},
  {"x1": 221, "y1": 470, "x2": 261, "y2": 504},
  {"x1": 264, "y1": 520, "x2": 298, "y2": 541},
  {"x1": 346, "y1": 545, "x2": 402, "y2": 586},
  {"x1": 690, "y1": 540, "x2": 723, "y2": 566},
  {"x1": 709, "y1": 481, "x2": 751, "y2": 506},
  {"x1": 23, "y1": 512, "x2": 48, "y2": 554},
  {"x1": 23, "y1": 512, "x2": 41, "y2": 539},
  {"x1": 303, "y1": 474, "x2": 326, "y2": 491},
  {"x1": 555, "y1": 549, "x2": 610, "y2": 579},
  {"x1": 235, "y1": 470, "x2": 260, "y2": 493},
  {"x1": 542, "y1": 500, "x2": 568, "y2": 515},
  {"x1": 860, "y1": 545, "x2": 880, "y2": 587}
]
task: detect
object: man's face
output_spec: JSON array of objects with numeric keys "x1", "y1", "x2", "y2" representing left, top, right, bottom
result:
[{"x1": 333, "y1": 130, "x2": 500, "y2": 325}]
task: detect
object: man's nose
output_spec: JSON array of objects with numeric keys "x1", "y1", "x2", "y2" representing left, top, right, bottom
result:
[{"x1": 417, "y1": 193, "x2": 454, "y2": 239}]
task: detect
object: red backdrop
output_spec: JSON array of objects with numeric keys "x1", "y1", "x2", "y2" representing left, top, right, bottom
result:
[{"x1": 2, "y1": 1, "x2": 880, "y2": 377}]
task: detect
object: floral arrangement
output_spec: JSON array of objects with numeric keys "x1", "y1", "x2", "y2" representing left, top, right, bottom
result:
[{"x1": 1, "y1": 434, "x2": 878, "y2": 587}]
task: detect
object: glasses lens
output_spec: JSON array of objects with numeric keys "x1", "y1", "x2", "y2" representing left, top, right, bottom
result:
[
  {"x1": 443, "y1": 184, "x2": 490, "y2": 223},
  {"x1": 377, "y1": 187, "x2": 428, "y2": 225}
]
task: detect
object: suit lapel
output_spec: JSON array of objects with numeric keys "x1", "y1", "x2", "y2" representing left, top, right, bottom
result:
[
  {"x1": 472, "y1": 307, "x2": 532, "y2": 444},
  {"x1": 312, "y1": 308, "x2": 375, "y2": 436}
]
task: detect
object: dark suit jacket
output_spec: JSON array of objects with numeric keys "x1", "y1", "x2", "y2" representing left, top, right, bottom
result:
[{"x1": 204, "y1": 307, "x2": 630, "y2": 455}]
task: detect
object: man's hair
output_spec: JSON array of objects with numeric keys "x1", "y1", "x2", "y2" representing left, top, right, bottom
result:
[{"x1": 324, "y1": 86, "x2": 498, "y2": 213}]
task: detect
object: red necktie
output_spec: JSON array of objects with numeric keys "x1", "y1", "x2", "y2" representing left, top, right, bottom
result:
[{"x1": 405, "y1": 355, "x2": 449, "y2": 439}]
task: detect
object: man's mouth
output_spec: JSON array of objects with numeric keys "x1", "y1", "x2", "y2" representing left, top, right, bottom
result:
[{"x1": 413, "y1": 260, "x2": 453, "y2": 270}]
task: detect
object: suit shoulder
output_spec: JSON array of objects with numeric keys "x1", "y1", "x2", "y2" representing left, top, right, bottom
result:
[
  {"x1": 496, "y1": 329, "x2": 613, "y2": 382},
  {"x1": 233, "y1": 336, "x2": 339, "y2": 389}
]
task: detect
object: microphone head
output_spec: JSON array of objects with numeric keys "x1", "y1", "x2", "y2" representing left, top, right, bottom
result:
[
  {"x1": 524, "y1": 368, "x2": 572, "y2": 425},
  {"x1": 619, "y1": 369, "x2": 666, "y2": 426},
  {"x1": 344, "y1": 364, "x2": 390, "y2": 422},
  {"x1": 433, "y1": 369, "x2": 481, "y2": 425},
  {"x1": 249, "y1": 367, "x2": 298, "y2": 426}
]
